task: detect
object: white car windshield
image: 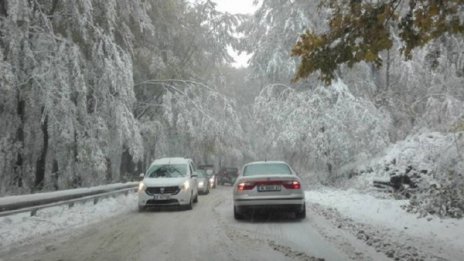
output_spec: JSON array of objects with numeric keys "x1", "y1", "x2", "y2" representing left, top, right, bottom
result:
[
  {"x1": 243, "y1": 163, "x2": 291, "y2": 176},
  {"x1": 146, "y1": 164, "x2": 187, "y2": 178}
]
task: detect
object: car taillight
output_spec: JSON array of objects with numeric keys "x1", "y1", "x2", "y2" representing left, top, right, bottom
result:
[
  {"x1": 283, "y1": 180, "x2": 301, "y2": 190},
  {"x1": 237, "y1": 182, "x2": 254, "y2": 191}
]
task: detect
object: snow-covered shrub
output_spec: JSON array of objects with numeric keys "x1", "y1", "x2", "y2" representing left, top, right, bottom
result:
[
  {"x1": 406, "y1": 171, "x2": 464, "y2": 218},
  {"x1": 346, "y1": 131, "x2": 464, "y2": 218}
]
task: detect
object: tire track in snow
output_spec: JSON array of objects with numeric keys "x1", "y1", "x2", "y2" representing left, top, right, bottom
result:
[{"x1": 308, "y1": 203, "x2": 449, "y2": 261}]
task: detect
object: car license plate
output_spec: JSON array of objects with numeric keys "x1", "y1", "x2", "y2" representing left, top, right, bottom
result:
[
  {"x1": 257, "y1": 185, "x2": 281, "y2": 192},
  {"x1": 154, "y1": 194, "x2": 170, "y2": 200}
]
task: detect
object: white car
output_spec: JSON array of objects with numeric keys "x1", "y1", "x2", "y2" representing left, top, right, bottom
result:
[
  {"x1": 138, "y1": 157, "x2": 199, "y2": 211},
  {"x1": 233, "y1": 161, "x2": 306, "y2": 219}
]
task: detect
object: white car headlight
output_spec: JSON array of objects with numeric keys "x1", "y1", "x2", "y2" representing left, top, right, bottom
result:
[
  {"x1": 181, "y1": 180, "x2": 190, "y2": 191},
  {"x1": 199, "y1": 181, "x2": 204, "y2": 187},
  {"x1": 138, "y1": 182, "x2": 146, "y2": 192}
]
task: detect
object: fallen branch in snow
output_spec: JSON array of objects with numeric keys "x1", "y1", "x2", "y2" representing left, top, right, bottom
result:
[{"x1": 373, "y1": 175, "x2": 418, "y2": 198}]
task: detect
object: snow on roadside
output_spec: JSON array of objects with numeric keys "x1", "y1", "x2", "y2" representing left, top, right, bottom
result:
[
  {"x1": 335, "y1": 131, "x2": 464, "y2": 219},
  {"x1": 0, "y1": 182, "x2": 138, "y2": 205},
  {"x1": 340, "y1": 131, "x2": 463, "y2": 190},
  {"x1": 305, "y1": 188, "x2": 464, "y2": 258},
  {"x1": 0, "y1": 192, "x2": 137, "y2": 251}
]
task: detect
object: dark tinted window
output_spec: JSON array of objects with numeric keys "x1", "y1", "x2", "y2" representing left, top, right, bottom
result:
[
  {"x1": 243, "y1": 163, "x2": 291, "y2": 176},
  {"x1": 147, "y1": 164, "x2": 187, "y2": 178}
]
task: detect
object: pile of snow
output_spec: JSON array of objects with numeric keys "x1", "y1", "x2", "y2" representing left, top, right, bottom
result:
[
  {"x1": 0, "y1": 193, "x2": 137, "y2": 251},
  {"x1": 305, "y1": 188, "x2": 464, "y2": 258},
  {"x1": 338, "y1": 131, "x2": 464, "y2": 218}
]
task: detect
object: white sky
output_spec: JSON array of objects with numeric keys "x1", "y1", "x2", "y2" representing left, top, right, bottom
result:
[
  {"x1": 213, "y1": 0, "x2": 256, "y2": 14},
  {"x1": 212, "y1": 0, "x2": 257, "y2": 68}
]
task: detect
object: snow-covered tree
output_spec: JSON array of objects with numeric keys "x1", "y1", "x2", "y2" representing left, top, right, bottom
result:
[
  {"x1": 239, "y1": 0, "x2": 326, "y2": 83},
  {"x1": 0, "y1": 0, "x2": 150, "y2": 194},
  {"x1": 136, "y1": 80, "x2": 247, "y2": 168},
  {"x1": 253, "y1": 80, "x2": 390, "y2": 180}
]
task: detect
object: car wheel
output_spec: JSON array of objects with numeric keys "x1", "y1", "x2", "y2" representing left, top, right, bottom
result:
[
  {"x1": 193, "y1": 193, "x2": 198, "y2": 203},
  {"x1": 234, "y1": 206, "x2": 244, "y2": 220},
  {"x1": 185, "y1": 195, "x2": 193, "y2": 210},
  {"x1": 295, "y1": 203, "x2": 306, "y2": 219}
]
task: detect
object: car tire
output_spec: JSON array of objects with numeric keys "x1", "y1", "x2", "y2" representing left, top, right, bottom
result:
[
  {"x1": 295, "y1": 203, "x2": 306, "y2": 219},
  {"x1": 234, "y1": 206, "x2": 244, "y2": 220},
  {"x1": 193, "y1": 193, "x2": 198, "y2": 203},
  {"x1": 185, "y1": 195, "x2": 193, "y2": 210}
]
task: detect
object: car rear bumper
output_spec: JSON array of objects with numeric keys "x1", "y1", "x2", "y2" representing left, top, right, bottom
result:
[
  {"x1": 234, "y1": 197, "x2": 305, "y2": 207},
  {"x1": 234, "y1": 203, "x2": 305, "y2": 214}
]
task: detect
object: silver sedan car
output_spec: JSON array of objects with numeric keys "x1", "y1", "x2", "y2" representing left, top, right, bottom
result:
[
  {"x1": 196, "y1": 169, "x2": 210, "y2": 195},
  {"x1": 233, "y1": 161, "x2": 306, "y2": 219}
]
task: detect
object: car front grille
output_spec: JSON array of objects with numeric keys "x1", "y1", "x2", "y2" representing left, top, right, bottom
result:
[
  {"x1": 146, "y1": 199, "x2": 179, "y2": 205},
  {"x1": 146, "y1": 186, "x2": 180, "y2": 195}
]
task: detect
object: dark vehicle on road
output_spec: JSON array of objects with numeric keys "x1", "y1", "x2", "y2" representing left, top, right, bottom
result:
[{"x1": 217, "y1": 167, "x2": 239, "y2": 185}]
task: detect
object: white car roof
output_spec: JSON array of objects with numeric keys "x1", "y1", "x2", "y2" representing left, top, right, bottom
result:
[{"x1": 149, "y1": 157, "x2": 189, "y2": 166}]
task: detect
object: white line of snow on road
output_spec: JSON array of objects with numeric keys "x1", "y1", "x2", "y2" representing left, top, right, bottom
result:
[
  {"x1": 0, "y1": 193, "x2": 137, "y2": 250},
  {"x1": 305, "y1": 188, "x2": 464, "y2": 251}
]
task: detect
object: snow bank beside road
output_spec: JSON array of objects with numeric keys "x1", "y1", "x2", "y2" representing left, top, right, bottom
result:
[
  {"x1": 337, "y1": 131, "x2": 464, "y2": 218},
  {"x1": 0, "y1": 193, "x2": 137, "y2": 251},
  {"x1": 341, "y1": 131, "x2": 464, "y2": 190},
  {"x1": 305, "y1": 188, "x2": 464, "y2": 253}
]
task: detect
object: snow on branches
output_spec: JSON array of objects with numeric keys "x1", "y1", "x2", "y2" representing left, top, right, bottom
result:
[
  {"x1": 253, "y1": 80, "x2": 390, "y2": 180},
  {"x1": 136, "y1": 80, "x2": 246, "y2": 167},
  {"x1": 0, "y1": 0, "x2": 145, "y2": 194}
]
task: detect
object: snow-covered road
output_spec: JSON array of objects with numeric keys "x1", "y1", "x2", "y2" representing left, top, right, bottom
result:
[{"x1": 1, "y1": 186, "x2": 460, "y2": 261}]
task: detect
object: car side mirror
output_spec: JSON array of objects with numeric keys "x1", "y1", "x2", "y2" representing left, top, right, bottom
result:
[{"x1": 139, "y1": 173, "x2": 144, "y2": 178}]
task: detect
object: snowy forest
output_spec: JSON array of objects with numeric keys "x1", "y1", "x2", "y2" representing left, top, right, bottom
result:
[{"x1": 0, "y1": 0, "x2": 463, "y2": 217}]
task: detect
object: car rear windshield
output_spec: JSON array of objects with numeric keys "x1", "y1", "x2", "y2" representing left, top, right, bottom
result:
[
  {"x1": 147, "y1": 164, "x2": 187, "y2": 178},
  {"x1": 197, "y1": 170, "x2": 206, "y2": 178},
  {"x1": 199, "y1": 165, "x2": 214, "y2": 175},
  {"x1": 243, "y1": 163, "x2": 291, "y2": 176}
]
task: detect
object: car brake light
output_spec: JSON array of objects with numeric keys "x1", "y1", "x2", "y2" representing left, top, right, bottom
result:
[
  {"x1": 237, "y1": 182, "x2": 254, "y2": 191},
  {"x1": 283, "y1": 180, "x2": 301, "y2": 190}
]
